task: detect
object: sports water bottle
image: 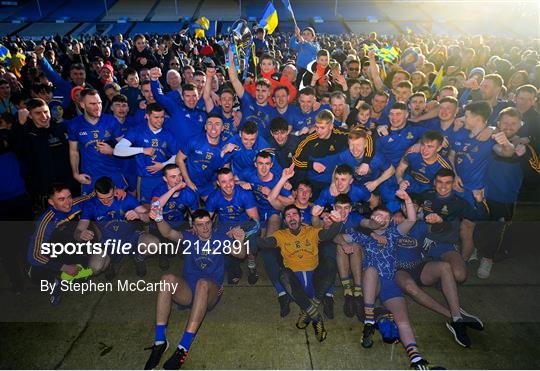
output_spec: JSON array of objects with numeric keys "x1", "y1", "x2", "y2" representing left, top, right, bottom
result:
[{"x1": 151, "y1": 197, "x2": 163, "y2": 222}]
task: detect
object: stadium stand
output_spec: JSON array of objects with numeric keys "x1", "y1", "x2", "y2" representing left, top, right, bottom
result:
[
  {"x1": 45, "y1": 0, "x2": 116, "y2": 22},
  {"x1": 150, "y1": 0, "x2": 197, "y2": 21},
  {"x1": 101, "y1": 0, "x2": 158, "y2": 21},
  {"x1": 16, "y1": 22, "x2": 80, "y2": 37},
  {"x1": 198, "y1": 0, "x2": 240, "y2": 22}
]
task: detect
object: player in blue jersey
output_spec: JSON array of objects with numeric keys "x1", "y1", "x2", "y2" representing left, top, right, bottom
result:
[
  {"x1": 239, "y1": 151, "x2": 294, "y2": 287},
  {"x1": 337, "y1": 128, "x2": 398, "y2": 210},
  {"x1": 348, "y1": 189, "x2": 437, "y2": 370},
  {"x1": 273, "y1": 85, "x2": 302, "y2": 131},
  {"x1": 419, "y1": 169, "x2": 489, "y2": 284},
  {"x1": 68, "y1": 89, "x2": 126, "y2": 195},
  {"x1": 175, "y1": 113, "x2": 226, "y2": 200},
  {"x1": 152, "y1": 164, "x2": 199, "y2": 230},
  {"x1": 75, "y1": 177, "x2": 158, "y2": 278},
  {"x1": 144, "y1": 209, "x2": 247, "y2": 370},
  {"x1": 396, "y1": 131, "x2": 452, "y2": 194},
  {"x1": 149, "y1": 67, "x2": 207, "y2": 151},
  {"x1": 331, "y1": 194, "x2": 366, "y2": 319},
  {"x1": 478, "y1": 107, "x2": 540, "y2": 278},
  {"x1": 220, "y1": 121, "x2": 275, "y2": 179},
  {"x1": 27, "y1": 183, "x2": 107, "y2": 305},
  {"x1": 312, "y1": 164, "x2": 373, "y2": 226},
  {"x1": 293, "y1": 87, "x2": 329, "y2": 135},
  {"x1": 416, "y1": 97, "x2": 462, "y2": 157},
  {"x1": 151, "y1": 164, "x2": 199, "y2": 270},
  {"x1": 449, "y1": 101, "x2": 515, "y2": 261},
  {"x1": 206, "y1": 167, "x2": 261, "y2": 285},
  {"x1": 202, "y1": 67, "x2": 239, "y2": 143},
  {"x1": 110, "y1": 94, "x2": 139, "y2": 191},
  {"x1": 375, "y1": 102, "x2": 429, "y2": 168},
  {"x1": 393, "y1": 195, "x2": 484, "y2": 348},
  {"x1": 227, "y1": 48, "x2": 278, "y2": 141},
  {"x1": 269, "y1": 117, "x2": 302, "y2": 169},
  {"x1": 114, "y1": 103, "x2": 179, "y2": 204}
]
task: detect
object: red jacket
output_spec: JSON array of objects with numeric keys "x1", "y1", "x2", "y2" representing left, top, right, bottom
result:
[{"x1": 244, "y1": 68, "x2": 297, "y2": 106}]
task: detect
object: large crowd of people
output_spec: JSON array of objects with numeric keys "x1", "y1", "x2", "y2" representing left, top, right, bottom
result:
[{"x1": 0, "y1": 26, "x2": 539, "y2": 370}]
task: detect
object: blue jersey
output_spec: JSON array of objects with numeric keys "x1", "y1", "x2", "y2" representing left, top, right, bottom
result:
[
  {"x1": 298, "y1": 204, "x2": 313, "y2": 225},
  {"x1": 343, "y1": 212, "x2": 364, "y2": 235},
  {"x1": 240, "y1": 93, "x2": 278, "y2": 140},
  {"x1": 28, "y1": 195, "x2": 92, "y2": 269},
  {"x1": 124, "y1": 124, "x2": 179, "y2": 178},
  {"x1": 181, "y1": 230, "x2": 231, "y2": 285},
  {"x1": 376, "y1": 124, "x2": 428, "y2": 167},
  {"x1": 151, "y1": 80, "x2": 208, "y2": 151},
  {"x1": 206, "y1": 186, "x2": 258, "y2": 223},
  {"x1": 418, "y1": 118, "x2": 460, "y2": 157},
  {"x1": 183, "y1": 134, "x2": 225, "y2": 188},
  {"x1": 243, "y1": 171, "x2": 291, "y2": 214},
  {"x1": 402, "y1": 151, "x2": 452, "y2": 191},
  {"x1": 294, "y1": 104, "x2": 330, "y2": 132},
  {"x1": 337, "y1": 150, "x2": 391, "y2": 185},
  {"x1": 114, "y1": 115, "x2": 139, "y2": 136},
  {"x1": 81, "y1": 194, "x2": 141, "y2": 241},
  {"x1": 67, "y1": 113, "x2": 122, "y2": 177},
  {"x1": 315, "y1": 184, "x2": 371, "y2": 209},
  {"x1": 211, "y1": 106, "x2": 237, "y2": 143},
  {"x1": 484, "y1": 155, "x2": 524, "y2": 204},
  {"x1": 276, "y1": 104, "x2": 302, "y2": 128},
  {"x1": 451, "y1": 130, "x2": 496, "y2": 191},
  {"x1": 222, "y1": 133, "x2": 274, "y2": 179},
  {"x1": 151, "y1": 183, "x2": 199, "y2": 224},
  {"x1": 350, "y1": 224, "x2": 403, "y2": 280},
  {"x1": 396, "y1": 221, "x2": 428, "y2": 269}
]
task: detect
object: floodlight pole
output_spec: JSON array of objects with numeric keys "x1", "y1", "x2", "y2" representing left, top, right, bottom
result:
[
  {"x1": 239, "y1": 0, "x2": 242, "y2": 18},
  {"x1": 175, "y1": 0, "x2": 178, "y2": 15},
  {"x1": 334, "y1": 0, "x2": 338, "y2": 17},
  {"x1": 104, "y1": 0, "x2": 108, "y2": 17}
]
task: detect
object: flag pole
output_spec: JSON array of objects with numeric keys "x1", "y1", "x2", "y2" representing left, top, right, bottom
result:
[{"x1": 289, "y1": 1, "x2": 298, "y2": 29}]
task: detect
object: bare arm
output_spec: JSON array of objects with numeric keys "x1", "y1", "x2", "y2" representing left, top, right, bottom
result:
[
  {"x1": 155, "y1": 219, "x2": 182, "y2": 241},
  {"x1": 395, "y1": 159, "x2": 409, "y2": 184},
  {"x1": 69, "y1": 141, "x2": 80, "y2": 178},
  {"x1": 396, "y1": 190, "x2": 417, "y2": 235},
  {"x1": 203, "y1": 67, "x2": 216, "y2": 112},
  {"x1": 227, "y1": 48, "x2": 245, "y2": 98},
  {"x1": 175, "y1": 150, "x2": 197, "y2": 191},
  {"x1": 368, "y1": 51, "x2": 385, "y2": 92}
]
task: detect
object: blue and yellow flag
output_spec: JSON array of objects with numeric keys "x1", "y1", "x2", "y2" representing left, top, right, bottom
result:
[
  {"x1": 431, "y1": 67, "x2": 444, "y2": 93},
  {"x1": 192, "y1": 17, "x2": 210, "y2": 39},
  {"x1": 377, "y1": 46, "x2": 399, "y2": 63},
  {"x1": 0, "y1": 44, "x2": 11, "y2": 63},
  {"x1": 259, "y1": 2, "x2": 278, "y2": 35}
]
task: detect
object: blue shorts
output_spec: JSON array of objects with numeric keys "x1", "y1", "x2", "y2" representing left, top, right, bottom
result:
[
  {"x1": 455, "y1": 189, "x2": 476, "y2": 206},
  {"x1": 137, "y1": 176, "x2": 164, "y2": 204},
  {"x1": 177, "y1": 275, "x2": 223, "y2": 310},
  {"x1": 378, "y1": 178, "x2": 401, "y2": 213},
  {"x1": 294, "y1": 270, "x2": 315, "y2": 298},
  {"x1": 426, "y1": 241, "x2": 457, "y2": 259},
  {"x1": 379, "y1": 277, "x2": 403, "y2": 303},
  {"x1": 260, "y1": 209, "x2": 280, "y2": 227}
]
